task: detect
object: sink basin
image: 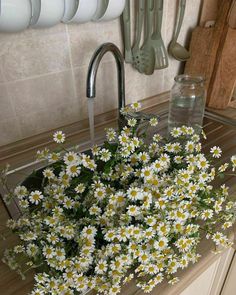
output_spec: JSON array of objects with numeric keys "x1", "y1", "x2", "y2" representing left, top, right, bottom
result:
[{"x1": 1, "y1": 110, "x2": 236, "y2": 219}]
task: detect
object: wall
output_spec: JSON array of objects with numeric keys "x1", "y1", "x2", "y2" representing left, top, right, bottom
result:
[{"x1": 0, "y1": 0, "x2": 201, "y2": 146}]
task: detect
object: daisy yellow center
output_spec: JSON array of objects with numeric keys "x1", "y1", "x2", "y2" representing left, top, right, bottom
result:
[
  {"x1": 68, "y1": 155, "x2": 74, "y2": 161},
  {"x1": 159, "y1": 241, "x2": 164, "y2": 247}
]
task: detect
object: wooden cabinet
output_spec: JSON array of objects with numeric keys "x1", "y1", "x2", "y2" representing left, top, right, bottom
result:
[
  {"x1": 221, "y1": 251, "x2": 236, "y2": 295},
  {"x1": 180, "y1": 248, "x2": 235, "y2": 295}
]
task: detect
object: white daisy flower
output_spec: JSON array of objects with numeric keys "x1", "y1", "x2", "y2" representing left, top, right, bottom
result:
[
  {"x1": 127, "y1": 187, "x2": 142, "y2": 201},
  {"x1": 106, "y1": 128, "x2": 117, "y2": 142},
  {"x1": 99, "y1": 149, "x2": 112, "y2": 162},
  {"x1": 218, "y1": 163, "x2": 229, "y2": 173},
  {"x1": 47, "y1": 234, "x2": 59, "y2": 245},
  {"x1": 64, "y1": 151, "x2": 80, "y2": 165},
  {"x1": 154, "y1": 237, "x2": 168, "y2": 251},
  {"x1": 145, "y1": 216, "x2": 156, "y2": 227},
  {"x1": 75, "y1": 183, "x2": 86, "y2": 193},
  {"x1": 95, "y1": 260, "x2": 108, "y2": 274},
  {"x1": 127, "y1": 118, "x2": 137, "y2": 127},
  {"x1": 138, "y1": 152, "x2": 150, "y2": 163},
  {"x1": 231, "y1": 155, "x2": 236, "y2": 171},
  {"x1": 185, "y1": 141, "x2": 195, "y2": 153},
  {"x1": 141, "y1": 167, "x2": 153, "y2": 180},
  {"x1": 94, "y1": 187, "x2": 106, "y2": 201},
  {"x1": 201, "y1": 209, "x2": 214, "y2": 220},
  {"x1": 82, "y1": 226, "x2": 97, "y2": 238},
  {"x1": 197, "y1": 155, "x2": 210, "y2": 170},
  {"x1": 31, "y1": 289, "x2": 45, "y2": 295},
  {"x1": 53, "y1": 131, "x2": 65, "y2": 143},
  {"x1": 29, "y1": 190, "x2": 43, "y2": 205},
  {"x1": 66, "y1": 164, "x2": 81, "y2": 177},
  {"x1": 127, "y1": 205, "x2": 140, "y2": 216},
  {"x1": 170, "y1": 127, "x2": 182, "y2": 138},
  {"x1": 91, "y1": 145, "x2": 101, "y2": 156},
  {"x1": 168, "y1": 277, "x2": 180, "y2": 285},
  {"x1": 14, "y1": 186, "x2": 28, "y2": 198},
  {"x1": 149, "y1": 117, "x2": 158, "y2": 127},
  {"x1": 43, "y1": 168, "x2": 55, "y2": 179},
  {"x1": 43, "y1": 246, "x2": 54, "y2": 259},
  {"x1": 130, "y1": 102, "x2": 141, "y2": 111},
  {"x1": 210, "y1": 146, "x2": 222, "y2": 158},
  {"x1": 153, "y1": 133, "x2": 163, "y2": 142}
]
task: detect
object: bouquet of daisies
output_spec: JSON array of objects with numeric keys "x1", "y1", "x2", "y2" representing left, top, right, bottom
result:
[{"x1": 2, "y1": 103, "x2": 236, "y2": 295}]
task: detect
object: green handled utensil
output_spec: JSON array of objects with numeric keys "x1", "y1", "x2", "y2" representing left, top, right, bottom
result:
[
  {"x1": 153, "y1": 0, "x2": 169, "y2": 69},
  {"x1": 132, "y1": 0, "x2": 145, "y2": 69},
  {"x1": 135, "y1": 0, "x2": 155, "y2": 75},
  {"x1": 122, "y1": 0, "x2": 133, "y2": 63},
  {"x1": 168, "y1": 0, "x2": 190, "y2": 61}
]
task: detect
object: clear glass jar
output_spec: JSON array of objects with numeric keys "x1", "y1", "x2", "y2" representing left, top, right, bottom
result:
[{"x1": 168, "y1": 74, "x2": 206, "y2": 134}]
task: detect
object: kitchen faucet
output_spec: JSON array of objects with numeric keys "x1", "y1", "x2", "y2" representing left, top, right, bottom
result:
[{"x1": 86, "y1": 43, "x2": 126, "y2": 124}]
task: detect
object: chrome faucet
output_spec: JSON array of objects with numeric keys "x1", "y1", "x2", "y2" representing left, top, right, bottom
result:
[{"x1": 86, "y1": 43, "x2": 126, "y2": 123}]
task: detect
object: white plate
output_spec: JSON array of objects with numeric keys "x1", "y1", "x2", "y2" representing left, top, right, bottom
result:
[
  {"x1": 62, "y1": 0, "x2": 79, "y2": 23},
  {"x1": 93, "y1": 0, "x2": 126, "y2": 22},
  {"x1": 92, "y1": 0, "x2": 109, "y2": 21},
  {"x1": 30, "y1": 0, "x2": 65, "y2": 28},
  {"x1": 69, "y1": 0, "x2": 98, "y2": 24},
  {"x1": 0, "y1": 0, "x2": 32, "y2": 32}
]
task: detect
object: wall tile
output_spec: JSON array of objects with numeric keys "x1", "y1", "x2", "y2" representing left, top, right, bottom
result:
[
  {"x1": 0, "y1": 118, "x2": 21, "y2": 146},
  {"x1": 17, "y1": 102, "x2": 81, "y2": 139},
  {"x1": 0, "y1": 29, "x2": 70, "y2": 82},
  {"x1": 125, "y1": 64, "x2": 147, "y2": 104},
  {"x1": 145, "y1": 69, "x2": 165, "y2": 99},
  {"x1": 69, "y1": 23, "x2": 104, "y2": 68},
  {"x1": 0, "y1": 0, "x2": 202, "y2": 146},
  {"x1": 0, "y1": 84, "x2": 15, "y2": 121},
  {"x1": 8, "y1": 70, "x2": 76, "y2": 115}
]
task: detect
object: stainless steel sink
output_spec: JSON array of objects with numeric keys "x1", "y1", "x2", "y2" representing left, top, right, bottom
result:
[{"x1": 1, "y1": 110, "x2": 236, "y2": 219}]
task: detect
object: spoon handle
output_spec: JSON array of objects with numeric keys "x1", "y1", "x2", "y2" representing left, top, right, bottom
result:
[
  {"x1": 133, "y1": 0, "x2": 145, "y2": 51},
  {"x1": 155, "y1": 0, "x2": 164, "y2": 34},
  {"x1": 146, "y1": 0, "x2": 155, "y2": 40},
  {"x1": 173, "y1": 0, "x2": 186, "y2": 42},
  {"x1": 122, "y1": 0, "x2": 133, "y2": 63}
]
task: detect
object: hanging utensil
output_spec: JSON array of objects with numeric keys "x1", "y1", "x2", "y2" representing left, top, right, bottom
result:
[
  {"x1": 168, "y1": 0, "x2": 190, "y2": 61},
  {"x1": 122, "y1": 0, "x2": 133, "y2": 63},
  {"x1": 152, "y1": 0, "x2": 168, "y2": 69},
  {"x1": 132, "y1": 0, "x2": 145, "y2": 70},
  {"x1": 135, "y1": 0, "x2": 155, "y2": 75}
]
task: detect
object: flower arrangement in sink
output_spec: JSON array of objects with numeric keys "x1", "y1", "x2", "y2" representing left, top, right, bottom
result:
[{"x1": 2, "y1": 102, "x2": 236, "y2": 295}]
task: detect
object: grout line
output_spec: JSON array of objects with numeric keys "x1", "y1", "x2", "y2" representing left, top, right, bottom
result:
[
  {"x1": 65, "y1": 24, "x2": 78, "y2": 100},
  {"x1": 4, "y1": 83, "x2": 22, "y2": 139},
  {"x1": 0, "y1": 68, "x2": 72, "y2": 85}
]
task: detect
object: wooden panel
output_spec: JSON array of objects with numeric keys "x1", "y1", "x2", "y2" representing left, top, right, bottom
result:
[
  {"x1": 228, "y1": 0, "x2": 236, "y2": 28},
  {"x1": 221, "y1": 253, "x2": 236, "y2": 295},
  {"x1": 184, "y1": 26, "x2": 214, "y2": 87},
  {"x1": 180, "y1": 259, "x2": 220, "y2": 295},
  {"x1": 185, "y1": 0, "x2": 235, "y2": 109},
  {"x1": 209, "y1": 248, "x2": 235, "y2": 295},
  {"x1": 0, "y1": 199, "x2": 34, "y2": 295},
  {"x1": 207, "y1": 28, "x2": 236, "y2": 109},
  {"x1": 199, "y1": 0, "x2": 220, "y2": 27}
]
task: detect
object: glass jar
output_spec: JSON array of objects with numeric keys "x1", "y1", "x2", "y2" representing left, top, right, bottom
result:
[{"x1": 168, "y1": 75, "x2": 206, "y2": 134}]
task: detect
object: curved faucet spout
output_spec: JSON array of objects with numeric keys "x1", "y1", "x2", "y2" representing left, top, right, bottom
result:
[{"x1": 86, "y1": 42, "x2": 126, "y2": 118}]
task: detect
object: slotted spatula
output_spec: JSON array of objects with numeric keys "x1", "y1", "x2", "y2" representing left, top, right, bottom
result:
[
  {"x1": 132, "y1": 0, "x2": 145, "y2": 70},
  {"x1": 135, "y1": 0, "x2": 155, "y2": 75},
  {"x1": 153, "y1": 0, "x2": 169, "y2": 69}
]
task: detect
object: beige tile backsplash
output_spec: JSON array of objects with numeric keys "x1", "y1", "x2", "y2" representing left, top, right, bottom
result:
[{"x1": 0, "y1": 0, "x2": 201, "y2": 146}]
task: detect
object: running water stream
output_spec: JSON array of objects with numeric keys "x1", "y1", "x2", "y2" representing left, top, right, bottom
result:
[{"x1": 87, "y1": 98, "x2": 95, "y2": 146}]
